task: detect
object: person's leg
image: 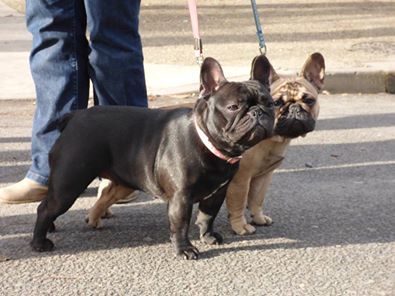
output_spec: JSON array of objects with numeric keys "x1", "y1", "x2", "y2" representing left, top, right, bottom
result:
[
  {"x1": 84, "y1": 0, "x2": 148, "y2": 107},
  {"x1": 84, "y1": 0, "x2": 147, "y2": 203},
  {"x1": 0, "y1": 0, "x2": 89, "y2": 203},
  {"x1": 27, "y1": 0, "x2": 90, "y2": 185}
]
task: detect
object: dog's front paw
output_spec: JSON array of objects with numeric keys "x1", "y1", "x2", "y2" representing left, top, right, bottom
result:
[
  {"x1": 200, "y1": 232, "x2": 223, "y2": 245},
  {"x1": 231, "y1": 222, "x2": 256, "y2": 235},
  {"x1": 251, "y1": 213, "x2": 273, "y2": 226},
  {"x1": 101, "y1": 208, "x2": 113, "y2": 219},
  {"x1": 85, "y1": 215, "x2": 103, "y2": 229},
  {"x1": 177, "y1": 245, "x2": 200, "y2": 260},
  {"x1": 30, "y1": 238, "x2": 54, "y2": 252}
]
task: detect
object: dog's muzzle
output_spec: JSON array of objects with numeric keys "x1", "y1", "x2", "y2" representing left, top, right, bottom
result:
[{"x1": 248, "y1": 106, "x2": 274, "y2": 127}]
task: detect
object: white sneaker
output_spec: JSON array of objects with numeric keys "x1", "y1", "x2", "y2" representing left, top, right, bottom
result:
[{"x1": 0, "y1": 178, "x2": 48, "y2": 204}]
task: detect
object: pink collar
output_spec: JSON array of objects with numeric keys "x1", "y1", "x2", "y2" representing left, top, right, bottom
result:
[{"x1": 193, "y1": 117, "x2": 242, "y2": 164}]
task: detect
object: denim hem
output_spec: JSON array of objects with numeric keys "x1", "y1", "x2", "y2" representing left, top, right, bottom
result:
[{"x1": 26, "y1": 170, "x2": 48, "y2": 186}]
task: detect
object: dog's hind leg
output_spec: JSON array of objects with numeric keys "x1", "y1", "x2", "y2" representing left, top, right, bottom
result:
[
  {"x1": 30, "y1": 151, "x2": 99, "y2": 252},
  {"x1": 86, "y1": 180, "x2": 134, "y2": 228},
  {"x1": 30, "y1": 176, "x2": 93, "y2": 252}
]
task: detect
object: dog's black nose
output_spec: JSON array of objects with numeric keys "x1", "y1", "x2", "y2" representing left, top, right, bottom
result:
[
  {"x1": 248, "y1": 107, "x2": 263, "y2": 118},
  {"x1": 289, "y1": 104, "x2": 302, "y2": 115}
]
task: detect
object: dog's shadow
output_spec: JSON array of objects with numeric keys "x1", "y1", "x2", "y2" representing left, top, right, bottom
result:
[
  {"x1": 1, "y1": 164, "x2": 394, "y2": 261},
  {"x1": 0, "y1": 193, "x2": 172, "y2": 260}
]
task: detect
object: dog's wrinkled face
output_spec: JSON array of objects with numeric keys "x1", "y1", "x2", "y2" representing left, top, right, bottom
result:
[
  {"x1": 272, "y1": 78, "x2": 319, "y2": 138},
  {"x1": 270, "y1": 53, "x2": 325, "y2": 138},
  {"x1": 194, "y1": 56, "x2": 275, "y2": 156}
]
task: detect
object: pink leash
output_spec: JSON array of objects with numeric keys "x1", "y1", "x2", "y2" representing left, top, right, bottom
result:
[{"x1": 188, "y1": 0, "x2": 203, "y2": 64}]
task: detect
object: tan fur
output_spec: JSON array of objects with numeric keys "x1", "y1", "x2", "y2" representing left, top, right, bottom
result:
[
  {"x1": 226, "y1": 137, "x2": 291, "y2": 235},
  {"x1": 226, "y1": 53, "x2": 324, "y2": 235},
  {"x1": 86, "y1": 179, "x2": 134, "y2": 228}
]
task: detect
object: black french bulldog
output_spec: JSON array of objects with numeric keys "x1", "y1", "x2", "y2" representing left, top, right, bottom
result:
[{"x1": 30, "y1": 56, "x2": 275, "y2": 259}]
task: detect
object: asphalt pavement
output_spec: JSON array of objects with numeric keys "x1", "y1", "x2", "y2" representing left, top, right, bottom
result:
[
  {"x1": 0, "y1": 94, "x2": 394, "y2": 295},
  {"x1": 0, "y1": 0, "x2": 395, "y2": 295}
]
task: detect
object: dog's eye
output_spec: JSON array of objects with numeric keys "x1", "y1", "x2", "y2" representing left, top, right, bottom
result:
[
  {"x1": 227, "y1": 104, "x2": 239, "y2": 112},
  {"x1": 274, "y1": 99, "x2": 284, "y2": 108},
  {"x1": 266, "y1": 101, "x2": 274, "y2": 108},
  {"x1": 302, "y1": 96, "x2": 316, "y2": 106}
]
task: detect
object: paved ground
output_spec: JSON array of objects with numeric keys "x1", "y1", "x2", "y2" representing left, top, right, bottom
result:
[
  {"x1": 0, "y1": 93, "x2": 394, "y2": 295},
  {"x1": 0, "y1": 0, "x2": 394, "y2": 295},
  {"x1": 0, "y1": 0, "x2": 395, "y2": 98}
]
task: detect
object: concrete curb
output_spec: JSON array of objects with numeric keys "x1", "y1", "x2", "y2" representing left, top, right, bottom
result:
[
  {"x1": 325, "y1": 70, "x2": 395, "y2": 94},
  {"x1": 157, "y1": 70, "x2": 395, "y2": 97},
  {"x1": 0, "y1": 56, "x2": 393, "y2": 100}
]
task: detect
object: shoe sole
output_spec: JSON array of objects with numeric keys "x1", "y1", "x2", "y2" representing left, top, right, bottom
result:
[{"x1": 0, "y1": 197, "x2": 44, "y2": 204}]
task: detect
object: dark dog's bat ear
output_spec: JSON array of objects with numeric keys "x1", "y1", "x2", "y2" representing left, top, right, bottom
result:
[
  {"x1": 199, "y1": 57, "x2": 227, "y2": 98},
  {"x1": 300, "y1": 52, "x2": 325, "y2": 91},
  {"x1": 250, "y1": 54, "x2": 279, "y2": 88}
]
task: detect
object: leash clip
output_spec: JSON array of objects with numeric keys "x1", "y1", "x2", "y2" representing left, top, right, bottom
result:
[
  {"x1": 194, "y1": 38, "x2": 204, "y2": 65},
  {"x1": 188, "y1": 0, "x2": 204, "y2": 65},
  {"x1": 259, "y1": 44, "x2": 267, "y2": 56}
]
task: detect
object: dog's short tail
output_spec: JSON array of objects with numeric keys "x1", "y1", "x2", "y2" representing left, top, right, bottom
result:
[{"x1": 58, "y1": 112, "x2": 75, "y2": 132}]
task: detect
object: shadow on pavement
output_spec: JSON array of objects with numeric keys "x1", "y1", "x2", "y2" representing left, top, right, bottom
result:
[
  {"x1": 138, "y1": 2, "x2": 395, "y2": 47},
  {"x1": 142, "y1": 27, "x2": 395, "y2": 47},
  {"x1": 0, "y1": 137, "x2": 31, "y2": 143},
  {"x1": 3, "y1": 1, "x2": 395, "y2": 53},
  {"x1": 317, "y1": 113, "x2": 395, "y2": 131},
  {"x1": 1, "y1": 153, "x2": 394, "y2": 260}
]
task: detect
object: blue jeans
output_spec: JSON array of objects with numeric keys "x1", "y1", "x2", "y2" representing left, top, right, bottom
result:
[{"x1": 25, "y1": 0, "x2": 148, "y2": 185}]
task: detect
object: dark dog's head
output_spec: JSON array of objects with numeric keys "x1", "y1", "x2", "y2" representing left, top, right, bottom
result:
[
  {"x1": 193, "y1": 56, "x2": 275, "y2": 157},
  {"x1": 268, "y1": 53, "x2": 325, "y2": 138}
]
